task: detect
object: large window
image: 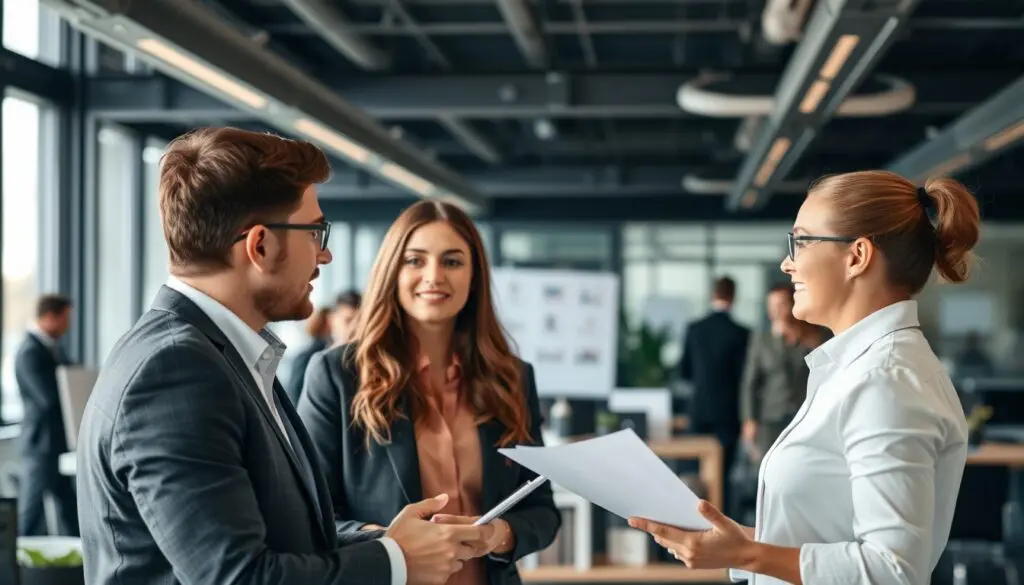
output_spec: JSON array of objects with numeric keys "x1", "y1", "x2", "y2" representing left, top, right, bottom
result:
[
  {"x1": 1, "y1": 96, "x2": 47, "y2": 422},
  {"x1": 3, "y1": 0, "x2": 62, "y2": 66},
  {"x1": 95, "y1": 125, "x2": 138, "y2": 364},
  {"x1": 141, "y1": 139, "x2": 168, "y2": 310}
]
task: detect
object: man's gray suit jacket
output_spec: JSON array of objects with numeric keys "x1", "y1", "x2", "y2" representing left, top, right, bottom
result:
[{"x1": 76, "y1": 286, "x2": 393, "y2": 585}]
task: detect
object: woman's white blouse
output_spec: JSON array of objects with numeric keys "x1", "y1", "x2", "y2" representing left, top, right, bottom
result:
[{"x1": 738, "y1": 300, "x2": 968, "y2": 585}]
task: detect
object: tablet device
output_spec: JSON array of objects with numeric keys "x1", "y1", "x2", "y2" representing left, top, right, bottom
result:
[{"x1": 474, "y1": 476, "x2": 548, "y2": 526}]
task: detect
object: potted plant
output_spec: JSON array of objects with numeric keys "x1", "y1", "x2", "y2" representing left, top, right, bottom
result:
[
  {"x1": 965, "y1": 404, "x2": 993, "y2": 447},
  {"x1": 616, "y1": 312, "x2": 672, "y2": 388},
  {"x1": 17, "y1": 536, "x2": 84, "y2": 585}
]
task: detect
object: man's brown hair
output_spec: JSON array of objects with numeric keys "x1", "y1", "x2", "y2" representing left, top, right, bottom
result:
[
  {"x1": 712, "y1": 276, "x2": 736, "y2": 303},
  {"x1": 159, "y1": 127, "x2": 331, "y2": 275},
  {"x1": 36, "y1": 294, "x2": 72, "y2": 318}
]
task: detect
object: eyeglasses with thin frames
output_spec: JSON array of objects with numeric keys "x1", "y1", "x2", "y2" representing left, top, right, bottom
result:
[
  {"x1": 787, "y1": 232, "x2": 856, "y2": 260},
  {"x1": 234, "y1": 222, "x2": 332, "y2": 251}
]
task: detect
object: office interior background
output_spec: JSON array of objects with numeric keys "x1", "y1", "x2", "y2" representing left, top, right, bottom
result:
[{"x1": 0, "y1": 0, "x2": 1022, "y2": 583}]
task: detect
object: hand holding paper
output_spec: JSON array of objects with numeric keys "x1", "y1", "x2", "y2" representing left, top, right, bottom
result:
[{"x1": 498, "y1": 429, "x2": 712, "y2": 531}]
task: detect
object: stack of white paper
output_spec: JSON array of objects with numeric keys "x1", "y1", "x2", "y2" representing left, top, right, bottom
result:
[{"x1": 500, "y1": 429, "x2": 711, "y2": 531}]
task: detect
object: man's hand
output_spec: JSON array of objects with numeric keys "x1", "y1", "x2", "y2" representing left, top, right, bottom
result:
[
  {"x1": 386, "y1": 495, "x2": 496, "y2": 585},
  {"x1": 431, "y1": 514, "x2": 516, "y2": 556}
]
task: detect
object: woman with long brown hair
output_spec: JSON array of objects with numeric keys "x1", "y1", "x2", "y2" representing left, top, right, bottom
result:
[{"x1": 298, "y1": 200, "x2": 560, "y2": 585}]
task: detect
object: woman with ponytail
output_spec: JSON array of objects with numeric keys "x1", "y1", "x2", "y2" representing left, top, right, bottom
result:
[
  {"x1": 298, "y1": 200, "x2": 559, "y2": 585},
  {"x1": 629, "y1": 171, "x2": 981, "y2": 585}
]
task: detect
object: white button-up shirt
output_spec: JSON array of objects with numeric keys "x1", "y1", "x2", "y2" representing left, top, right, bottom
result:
[
  {"x1": 736, "y1": 300, "x2": 967, "y2": 585},
  {"x1": 166, "y1": 278, "x2": 407, "y2": 585}
]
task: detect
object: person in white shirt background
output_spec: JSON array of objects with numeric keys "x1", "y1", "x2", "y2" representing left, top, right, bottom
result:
[{"x1": 629, "y1": 170, "x2": 981, "y2": 585}]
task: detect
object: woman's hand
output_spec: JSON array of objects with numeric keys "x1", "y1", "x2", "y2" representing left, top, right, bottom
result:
[
  {"x1": 431, "y1": 514, "x2": 516, "y2": 556},
  {"x1": 628, "y1": 500, "x2": 757, "y2": 570},
  {"x1": 359, "y1": 523, "x2": 387, "y2": 532}
]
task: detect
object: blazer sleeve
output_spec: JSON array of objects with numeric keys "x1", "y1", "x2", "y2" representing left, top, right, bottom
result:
[
  {"x1": 115, "y1": 344, "x2": 391, "y2": 585},
  {"x1": 739, "y1": 334, "x2": 762, "y2": 422},
  {"x1": 16, "y1": 343, "x2": 59, "y2": 412},
  {"x1": 496, "y1": 362, "x2": 562, "y2": 563},
  {"x1": 679, "y1": 326, "x2": 694, "y2": 381},
  {"x1": 297, "y1": 351, "x2": 371, "y2": 537}
]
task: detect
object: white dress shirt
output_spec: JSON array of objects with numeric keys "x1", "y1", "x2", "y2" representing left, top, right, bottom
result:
[
  {"x1": 734, "y1": 300, "x2": 967, "y2": 585},
  {"x1": 166, "y1": 278, "x2": 407, "y2": 585}
]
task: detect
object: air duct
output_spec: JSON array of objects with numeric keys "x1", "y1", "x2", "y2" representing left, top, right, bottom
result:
[
  {"x1": 720, "y1": 0, "x2": 922, "y2": 212},
  {"x1": 678, "y1": 73, "x2": 915, "y2": 118},
  {"x1": 762, "y1": 0, "x2": 816, "y2": 45},
  {"x1": 889, "y1": 75, "x2": 1024, "y2": 184}
]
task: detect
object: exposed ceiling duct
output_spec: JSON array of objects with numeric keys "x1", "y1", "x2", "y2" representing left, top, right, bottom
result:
[
  {"x1": 889, "y1": 75, "x2": 1024, "y2": 184},
  {"x1": 682, "y1": 174, "x2": 810, "y2": 196},
  {"x1": 678, "y1": 73, "x2": 916, "y2": 118},
  {"x1": 43, "y1": 0, "x2": 486, "y2": 213},
  {"x1": 762, "y1": 0, "x2": 816, "y2": 45},
  {"x1": 720, "y1": 0, "x2": 923, "y2": 212}
]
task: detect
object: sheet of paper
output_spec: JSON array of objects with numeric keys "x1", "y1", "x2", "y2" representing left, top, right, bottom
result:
[{"x1": 500, "y1": 429, "x2": 711, "y2": 531}]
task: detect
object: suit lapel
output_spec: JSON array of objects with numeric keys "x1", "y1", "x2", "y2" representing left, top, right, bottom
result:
[
  {"x1": 152, "y1": 286, "x2": 331, "y2": 545},
  {"x1": 273, "y1": 381, "x2": 335, "y2": 546},
  {"x1": 384, "y1": 398, "x2": 423, "y2": 505},
  {"x1": 478, "y1": 419, "x2": 506, "y2": 511}
]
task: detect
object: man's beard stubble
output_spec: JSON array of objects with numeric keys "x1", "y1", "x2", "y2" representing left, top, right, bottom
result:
[{"x1": 253, "y1": 247, "x2": 316, "y2": 323}]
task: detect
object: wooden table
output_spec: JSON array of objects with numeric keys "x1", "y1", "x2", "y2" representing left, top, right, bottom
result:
[
  {"x1": 967, "y1": 442, "x2": 1024, "y2": 467},
  {"x1": 521, "y1": 564, "x2": 730, "y2": 583}
]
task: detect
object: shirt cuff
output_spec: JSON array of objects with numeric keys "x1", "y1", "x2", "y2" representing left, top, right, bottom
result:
[{"x1": 378, "y1": 536, "x2": 407, "y2": 585}]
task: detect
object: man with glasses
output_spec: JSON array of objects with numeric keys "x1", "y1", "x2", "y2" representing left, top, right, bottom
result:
[{"x1": 77, "y1": 127, "x2": 493, "y2": 585}]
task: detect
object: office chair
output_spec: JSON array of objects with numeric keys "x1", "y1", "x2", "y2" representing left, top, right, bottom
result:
[{"x1": 942, "y1": 465, "x2": 1019, "y2": 585}]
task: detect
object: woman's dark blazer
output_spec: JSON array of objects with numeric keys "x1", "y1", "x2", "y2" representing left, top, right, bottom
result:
[{"x1": 297, "y1": 343, "x2": 561, "y2": 585}]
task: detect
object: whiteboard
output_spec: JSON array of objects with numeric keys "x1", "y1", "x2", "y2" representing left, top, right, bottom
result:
[{"x1": 492, "y1": 268, "x2": 620, "y2": 398}]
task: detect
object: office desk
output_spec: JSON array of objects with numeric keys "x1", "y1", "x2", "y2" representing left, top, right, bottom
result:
[
  {"x1": 522, "y1": 564, "x2": 730, "y2": 583},
  {"x1": 967, "y1": 443, "x2": 1024, "y2": 467}
]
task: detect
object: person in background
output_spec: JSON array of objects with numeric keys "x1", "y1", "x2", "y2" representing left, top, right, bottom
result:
[
  {"x1": 739, "y1": 283, "x2": 825, "y2": 462},
  {"x1": 15, "y1": 294, "x2": 77, "y2": 537},
  {"x1": 679, "y1": 276, "x2": 750, "y2": 517},
  {"x1": 299, "y1": 200, "x2": 560, "y2": 585},
  {"x1": 284, "y1": 307, "x2": 333, "y2": 405},
  {"x1": 330, "y1": 290, "x2": 362, "y2": 347},
  {"x1": 631, "y1": 170, "x2": 979, "y2": 585},
  {"x1": 953, "y1": 330, "x2": 994, "y2": 378},
  {"x1": 77, "y1": 127, "x2": 491, "y2": 585}
]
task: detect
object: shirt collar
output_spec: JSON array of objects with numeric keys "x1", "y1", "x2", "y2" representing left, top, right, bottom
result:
[
  {"x1": 416, "y1": 352, "x2": 462, "y2": 384},
  {"x1": 805, "y1": 300, "x2": 920, "y2": 370},
  {"x1": 29, "y1": 326, "x2": 58, "y2": 349},
  {"x1": 165, "y1": 277, "x2": 286, "y2": 371}
]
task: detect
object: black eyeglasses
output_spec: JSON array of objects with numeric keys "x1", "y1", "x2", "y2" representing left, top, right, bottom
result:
[
  {"x1": 235, "y1": 222, "x2": 332, "y2": 251},
  {"x1": 787, "y1": 232, "x2": 856, "y2": 260}
]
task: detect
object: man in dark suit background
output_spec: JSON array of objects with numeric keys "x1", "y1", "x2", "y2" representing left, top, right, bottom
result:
[
  {"x1": 15, "y1": 294, "x2": 77, "y2": 536},
  {"x1": 77, "y1": 127, "x2": 492, "y2": 585},
  {"x1": 679, "y1": 276, "x2": 750, "y2": 517}
]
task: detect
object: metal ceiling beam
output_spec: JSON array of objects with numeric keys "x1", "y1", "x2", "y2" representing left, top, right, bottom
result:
[
  {"x1": 437, "y1": 116, "x2": 502, "y2": 164},
  {"x1": 496, "y1": 0, "x2": 549, "y2": 68},
  {"x1": 889, "y1": 75, "x2": 1024, "y2": 184},
  {"x1": 317, "y1": 182, "x2": 1024, "y2": 222},
  {"x1": 318, "y1": 164, "x2": 775, "y2": 198},
  {"x1": 86, "y1": 70, "x2": 1017, "y2": 121},
  {"x1": 264, "y1": 19, "x2": 747, "y2": 36},
  {"x1": 278, "y1": 0, "x2": 391, "y2": 70},
  {"x1": 46, "y1": 0, "x2": 486, "y2": 212},
  {"x1": 725, "y1": 0, "x2": 923, "y2": 212}
]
